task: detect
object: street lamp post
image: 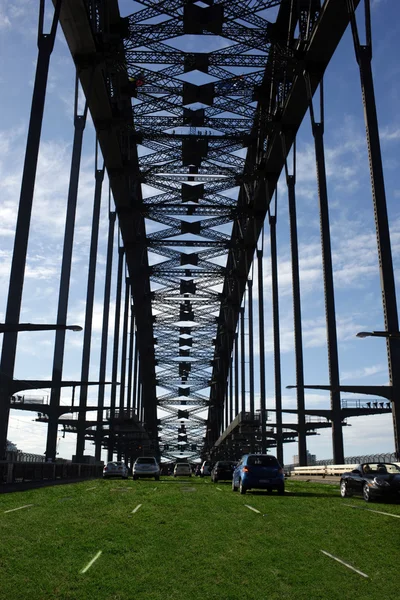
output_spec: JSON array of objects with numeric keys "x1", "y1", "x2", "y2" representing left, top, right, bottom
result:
[{"x1": 357, "y1": 330, "x2": 400, "y2": 460}]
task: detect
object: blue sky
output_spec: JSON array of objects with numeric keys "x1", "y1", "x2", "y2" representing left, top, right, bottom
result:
[{"x1": 0, "y1": 0, "x2": 399, "y2": 464}]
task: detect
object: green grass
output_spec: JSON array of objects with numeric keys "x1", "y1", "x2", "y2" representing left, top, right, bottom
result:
[{"x1": 1, "y1": 478, "x2": 399, "y2": 599}]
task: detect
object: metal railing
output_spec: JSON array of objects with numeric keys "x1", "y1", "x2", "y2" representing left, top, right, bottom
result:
[{"x1": 0, "y1": 461, "x2": 103, "y2": 485}]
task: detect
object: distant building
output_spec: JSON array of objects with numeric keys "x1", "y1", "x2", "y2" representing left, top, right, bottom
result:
[{"x1": 293, "y1": 450, "x2": 316, "y2": 465}]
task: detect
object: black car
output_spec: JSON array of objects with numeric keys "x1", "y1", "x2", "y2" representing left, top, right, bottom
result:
[
  {"x1": 340, "y1": 462, "x2": 400, "y2": 502},
  {"x1": 211, "y1": 461, "x2": 236, "y2": 483}
]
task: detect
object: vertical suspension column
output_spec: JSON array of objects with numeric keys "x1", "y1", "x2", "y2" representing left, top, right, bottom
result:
[
  {"x1": 47, "y1": 76, "x2": 89, "y2": 462},
  {"x1": 108, "y1": 245, "x2": 124, "y2": 462},
  {"x1": 132, "y1": 330, "x2": 139, "y2": 413},
  {"x1": 248, "y1": 278, "x2": 255, "y2": 419},
  {"x1": 0, "y1": 1, "x2": 62, "y2": 460},
  {"x1": 119, "y1": 278, "x2": 131, "y2": 413},
  {"x1": 229, "y1": 354, "x2": 233, "y2": 424},
  {"x1": 348, "y1": 0, "x2": 400, "y2": 459},
  {"x1": 127, "y1": 307, "x2": 135, "y2": 412},
  {"x1": 95, "y1": 209, "x2": 116, "y2": 462},
  {"x1": 269, "y1": 205, "x2": 283, "y2": 466},
  {"x1": 257, "y1": 245, "x2": 267, "y2": 454},
  {"x1": 283, "y1": 139, "x2": 307, "y2": 465},
  {"x1": 75, "y1": 150, "x2": 104, "y2": 462},
  {"x1": 234, "y1": 332, "x2": 239, "y2": 417},
  {"x1": 240, "y1": 306, "x2": 246, "y2": 413},
  {"x1": 308, "y1": 79, "x2": 344, "y2": 464}
]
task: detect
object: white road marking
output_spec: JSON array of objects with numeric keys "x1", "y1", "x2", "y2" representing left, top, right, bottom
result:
[
  {"x1": 320, "y1": 550, "x2": 368, "y2": 578},
  {"x1": 80, "y1": 550, "x2": 102, "y2": 574},
  {"x1": 4, "y1": 504, "x2": 34, "y2": 514},
  {"x1": 344, "y1": 504, "x2": 400, "y2": 519},
  {"x1": 132, "y1": 504, "x2": 142, "y2": 514},
  {"x1": 216, "y1": 487, "x2": 222, "y2": 491},
  {"x1": 245, "y1": 504, "x2": 261, "y2": 514}
]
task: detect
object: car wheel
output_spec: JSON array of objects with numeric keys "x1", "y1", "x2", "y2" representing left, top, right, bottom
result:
[
  {"x1": 214, "y1": 477, "x2": 218, "y2": 483},
  {"x1": 363, "y1": 483, "x2": 373, "y2": 502},
  {"x1": 277, "y1": 485, "x2": 285, "y2": 496},
  {"x1": 340, "y1": 479, "x2": 352, "y2": 498},
  {"x1": 133, "y1": 475, "x2": 138, "y2": 480},
  {"x1": 239, "y1": 479, "x2": 247, "y2": 495},
  {"x1": 232, "y1": 479, "x2": 238, "y2": 492},
  {"x1": 155, "y1": 475, "x2": 160, "y2": 481}
]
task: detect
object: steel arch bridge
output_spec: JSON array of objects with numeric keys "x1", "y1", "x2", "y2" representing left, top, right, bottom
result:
[{"x1": 0, "y1": 0, "x2": 399, "y2": 468}]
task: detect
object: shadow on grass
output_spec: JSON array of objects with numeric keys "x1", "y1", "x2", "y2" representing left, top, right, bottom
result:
[{"x1": 241, "y1": 490, "x2": 339, "y2": 498}]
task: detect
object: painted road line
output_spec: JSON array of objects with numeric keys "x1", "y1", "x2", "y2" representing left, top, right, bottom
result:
[
  {"x1": 245, "y1": 505, "x2": 261, "y2": 514},
  {"x1": 4, "y1": 504, "x2": 34, "y2": 514},
  {"x1": 132, "y1": 504, "x2": 142, "y2": 514},
  {"x1": 320, "y1": 550, "x2": 368, "y2": 578},
  {"x1": 80, "y1": 550, "x2": 102, "y2": 574},
  {"x1": 344, "y1": 504, "x2": 400, "y2": 519}
]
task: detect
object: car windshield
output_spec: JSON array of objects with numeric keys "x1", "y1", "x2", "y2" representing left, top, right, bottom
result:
[
  {"x1": 247, "y1": 455, "x2": 279, "y2": 467},
  {"x1": 362, "y1": 463, "x2": 400, "y2": 474},
  {"x1": 107, "y1": 462, "x2": 118, "y2": 467},
  {"x1": 136, "y1": 457, "x2": 156, "y2": 464}
]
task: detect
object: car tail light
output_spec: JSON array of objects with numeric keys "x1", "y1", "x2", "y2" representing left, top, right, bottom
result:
[
  {"x1": 243, "y1": 466, "x2": 249, "y2": 473},
  {"x1": 278, "y1": 468, "x2": 284, "y2": 474}
]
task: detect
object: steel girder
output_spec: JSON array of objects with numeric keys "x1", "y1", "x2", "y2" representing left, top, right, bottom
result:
[{"x1": 55, "y1": 0, "x2": 360, "y2": 462}]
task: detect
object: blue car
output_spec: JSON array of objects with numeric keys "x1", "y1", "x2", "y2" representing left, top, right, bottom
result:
[{"x1": 232, "y1": 454, "x2": 284, "y2": 495}]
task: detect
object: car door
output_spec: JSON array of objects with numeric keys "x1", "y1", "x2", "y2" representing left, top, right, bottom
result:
[
  {"x1": 350, "y1": 467, "x2": 364, "y2": 495},
  {"x1": 233, "y1": 460, "x2": 242, "y2": 485}
]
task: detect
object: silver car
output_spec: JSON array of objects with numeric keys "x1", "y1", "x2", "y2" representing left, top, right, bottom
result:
[
  {"x1": 133, "y1": 456, "x2": 160, "y2": 480},
  {"x1": 103, "y1": 461, "x2": 129, "y2": 479}
]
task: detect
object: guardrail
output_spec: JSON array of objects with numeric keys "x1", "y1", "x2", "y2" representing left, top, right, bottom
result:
[
  {"x1": 291, "y1": 463, "x2": 400, "y2": 477},
  {"x1": 0, "y1": 461, "x2": 103, "y2": 485}
]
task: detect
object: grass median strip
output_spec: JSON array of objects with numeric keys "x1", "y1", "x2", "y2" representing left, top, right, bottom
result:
[
  {"x1": 1, "y1": 478, "x2": 399, "y2": 599},
  {"x1": 4, "y1": 504, "x2": 34, "y2": 514},
  {"x1": 320, "y1": 550, "x2": 369, "y2": 578},
  {"x1": 80, "y1": 550, "x2": 102, "y2": 574}
]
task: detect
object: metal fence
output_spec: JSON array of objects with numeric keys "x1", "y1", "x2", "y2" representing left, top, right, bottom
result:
[
  {"x1": 1, "y1": 461, "x2": 103, "y2": 485},
  {"x1": 287, "y1": 452, "x2": 398, "y2": 470}
]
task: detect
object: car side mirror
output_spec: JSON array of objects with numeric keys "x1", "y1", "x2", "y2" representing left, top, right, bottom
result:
[{"x1": 351, "y1": 469, "x2": 361, "y2": 475}]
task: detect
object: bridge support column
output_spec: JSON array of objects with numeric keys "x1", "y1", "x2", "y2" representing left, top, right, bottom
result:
[
  {"x1": 75, "y1": 153, "x2": 104, "y2": 462},
  {"x1": 229, "y1": 355, "x2": 233, "y2": 424},
  {"x1": 284, "y1": 142, "x2": 307, "y2": 466},
  {"x1": 257, "y1": 246, "x2": 267, "y2": 454},
  {"x1": 127, "y1": 308, "x2": 135, "y2": 413},
  {"x1": 133, "y1": 330, "x2": 139, "y2": 413},
  {"x1": 48, "y1": 76, "x2": 89, "y2": 463},
  {"x1": 248, "y1": 279, "x2": 255, "y2": 419},
  {"x1": 349, "y1": 3, "x2": 400, "y2": 459},
  {"x1": 309, "y1": 82, "x2": 344, "y2": 464},
  {"x1": 108, "y1": 246, "x2": 124, "y2": 462},
  {"x1": 95, "y1": 210, "x2": 116, "y2": 462},
  {"x1": 234, "y1": 332, "x2": 239, "y2": 417},
  {"x1": 0, "y1": 1, "x2": 62, "y2": 460},
  {"x1": 240, "y1": 307, "x2": 246, "y2": 413},
  {"x1": 269, "y1": 207, "x2": 283, "y2": 466},
  {"x1": 119, "y1": 278, "x2": 131, "y2": 416}
]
